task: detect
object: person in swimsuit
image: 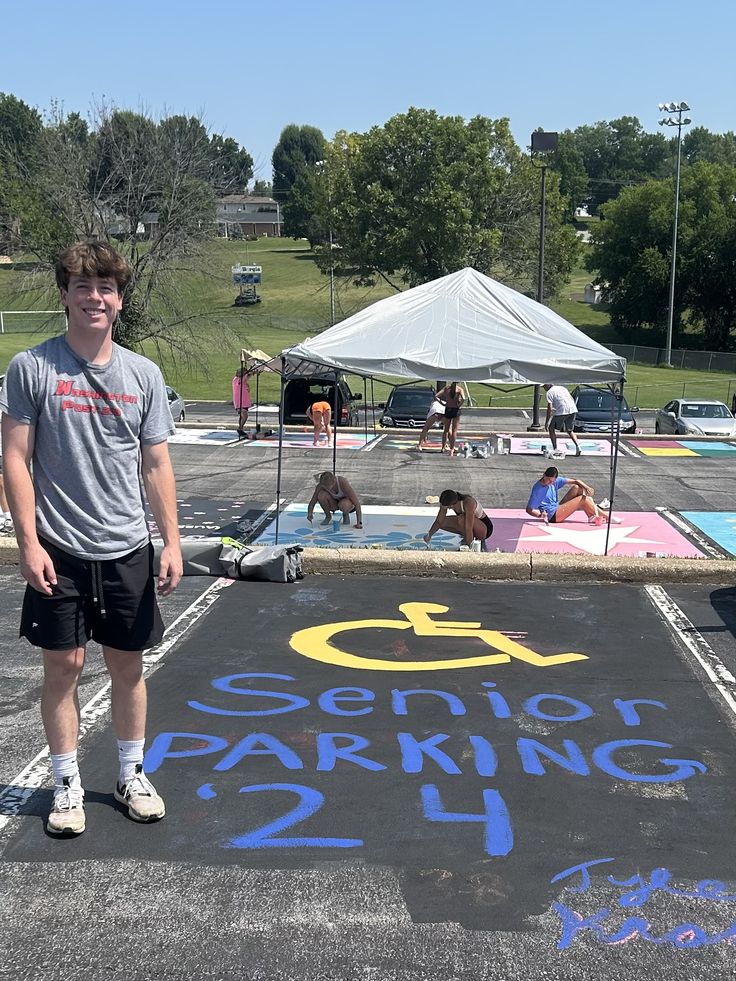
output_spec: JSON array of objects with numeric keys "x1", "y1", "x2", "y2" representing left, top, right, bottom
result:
[
  {"x1": 306, "y1": 471, "x2": 363, "y2": 528},
  {"x1": 307, "y1": 399, "x2": 333, "y2": 445},
  {"x1": 435, "y1": 382, "x2": 465, "y2": 456},
  {"x1": 423, "y1": 489, "x2": 493, "y2": 549}
]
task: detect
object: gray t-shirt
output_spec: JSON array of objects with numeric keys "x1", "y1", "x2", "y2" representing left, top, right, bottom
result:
[{"x1": 0, "y1": 336, "x2": 174, "y2": 560}]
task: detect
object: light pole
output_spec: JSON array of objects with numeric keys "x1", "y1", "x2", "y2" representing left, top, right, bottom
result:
[
  {"x1": 658, "y1": 101, "x2": 692, "y2": 366},
  {"x1": 315, "y1": 159, "x2": 336, "y2": 326},
  {"x1": 528, "y1": 130, "x2": 559, "y2": 430}
]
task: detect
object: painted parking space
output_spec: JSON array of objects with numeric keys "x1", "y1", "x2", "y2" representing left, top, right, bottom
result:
[
  {"x1": 631, "y1": 439, "x2": 736, "y2": 458},
  {"x1": 146, "y1": 497, "x2": 271, "y2": 541},
  {"x1": 169, "y1": 429, "x2": 379, "y2": 450},
  {"x1": 680, "y1": 512, "x2": 736, "y2": 556},
  {"x1": 3, "y1": 577, "x2": 735, "y2": 975},
  {"x1": 255, "y1": 504, "x2": 704, "y2": 557},
  {"x1": 510, "y1": 436, "x2": 612, "y2": 456}
]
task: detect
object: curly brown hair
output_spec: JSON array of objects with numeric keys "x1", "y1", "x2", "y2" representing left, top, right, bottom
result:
[{"x1": 55, "y1": 241, "x2": 132, "y2": 294}]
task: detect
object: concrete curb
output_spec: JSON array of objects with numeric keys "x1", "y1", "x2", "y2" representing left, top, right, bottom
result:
[
  {"x1": 1, "y1": 539, "x2": 731, "y2": 585},
  {"x1": 301, "y1": 547, "x2": 734, "y2": 584}
]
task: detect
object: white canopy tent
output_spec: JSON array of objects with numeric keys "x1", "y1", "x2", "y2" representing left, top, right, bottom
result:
[
  {"x1": 280, "y1": 267, "x2": 626, "y2": 384},
  {"x1": 273, "y1": 267, "x2": 628, "y2": 554}
]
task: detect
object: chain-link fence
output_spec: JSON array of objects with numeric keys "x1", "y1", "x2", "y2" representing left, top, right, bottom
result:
[
  {"x1": 0, "y1": 310, "x2": 66, "y2": 334},
  {"x1": 608, "y1": 343, "x2": 736, "y2": 374}
]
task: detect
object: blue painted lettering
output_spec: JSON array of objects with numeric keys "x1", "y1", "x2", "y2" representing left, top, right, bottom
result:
[
  {"x1": 517, "y1": 738, "x2": 590, "y2": 776},
  {"x1": 398, "y1": 732, "x2": 462, "y2": 774},
  {"x1": 591, "y1": 740, "x2": 707, "y2": 783},
  {"x1": 391, "y1": 688, "x2": 466, "y2": 716},
  {"x1": 213, "y1": 733, "x2": 303, "y2": 772},
  {"x1": 316, "y1": 733, "x2": 385, "y2": 772},
  {"x1": 613, "y1": 698, "x2": 668, "y2": 727},
  {"x1": 188, "y1": 673, "x2": 310, "y2": 717},
  {"x1": 523, "y1": 693, "x2": 593, "y2": 722},
  {"x1": 318, "y1": 687, "x2": 375, "y2": 716},
  {"x1": 421, "y1": 784, "x2": 513, "y2": 856},
  {"x1": 481, "y1": 682, "x2": 511, "y2": 718},
  {"x1": 144, "y1": 731, "x2": 229, "y2": 774}
]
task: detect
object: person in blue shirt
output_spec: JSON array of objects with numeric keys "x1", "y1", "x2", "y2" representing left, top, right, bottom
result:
[{"x1": 526, "y1": 466, "x2": 608, "y2": 524}]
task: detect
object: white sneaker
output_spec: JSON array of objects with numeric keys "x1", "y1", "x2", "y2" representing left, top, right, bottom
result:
[
  {"x1": 47, "y1": 775, "x2": 86, "y2": 835},
  {"x1": 598, "y1": 499, "x2": 611, "y2": 510},
  {"x1": 115, "y1": 764, "x2": 166, "y2": 822},
  {"x1": 1, "y1": 517, "x2": 14, "y2": 535},
  {"x1": 609, "y1": 515, "x2": 623, "y2": 524}
]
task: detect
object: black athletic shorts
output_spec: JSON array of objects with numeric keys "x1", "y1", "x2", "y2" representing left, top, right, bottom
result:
[
  {"x1": 444, "y1": 406, "x2": 460, "y2": 419},
  {"x1": 20, "y1": 536, "x2": 164, "y2": 652},
  {"x1": 480, "y1": 514, "x2": 494, "y2": 540}
]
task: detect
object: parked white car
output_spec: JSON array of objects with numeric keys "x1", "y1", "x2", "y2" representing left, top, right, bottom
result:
[
  {"x1": 166, "y1": 385, "x2": 186, "y2": 423},
  {"x1": 655, "y1": 399, "x2": 736, "y2": 437}
]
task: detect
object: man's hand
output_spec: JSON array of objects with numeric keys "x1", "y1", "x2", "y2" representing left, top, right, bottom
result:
[
  {"x1": 157, "y1": 544, "x2": 183, "y2": 596},
  {"x1": 20, "y1": 542, "x2": 57, "y2": 595}
]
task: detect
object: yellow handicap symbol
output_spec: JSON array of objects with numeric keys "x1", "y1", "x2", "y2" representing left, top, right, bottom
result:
[{"x1": 289, "y1": 602, "x2": 588, "y2": 671}]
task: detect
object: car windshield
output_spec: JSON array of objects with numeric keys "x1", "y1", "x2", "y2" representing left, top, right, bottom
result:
[
  {"x1": 680, "y1": 403, "x2": 730, "y2": 419},
  {"x1": 390, "y1": 392, "x2": 432, "y2": 411},
  {"x1": 576, "y1": 391, "x2": 629, "y2": 412}
]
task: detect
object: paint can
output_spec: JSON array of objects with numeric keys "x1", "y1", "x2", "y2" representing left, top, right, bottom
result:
[
  {"x1": 332, "y1": 516, "x2": 341, "y2": 532},
  {"x1": 471, "y1": 539, "x2": 482, "y2": 553}
]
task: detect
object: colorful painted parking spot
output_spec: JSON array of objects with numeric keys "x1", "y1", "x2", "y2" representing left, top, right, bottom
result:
[
  {"x1": 248, "y1": 431, "x2": 379, "y2": 450},
  {"x1": 631, "y1": 439, "x2": 736, "y2": 457},
  {"x1": 510, "y1": 437, "x2": 611, "y2": 456},
  {"x1": 255, "y1": 505, "x2": 704, "y2": 558},
  {"x1": 680, "y1": 511, "x2": 736, "y2": 556},
  {"x1": 380, "y1": 431, "x2": 486, "y2": 451},
  {"x1": 147, "y1": 497, "x2": 268, "y2": 540},
  {"x1": 169, "y1": 428, "x2": 240, "y2": 445},
  {"x1": 255, "y1": 503, "x2": 460, "y2": 550},
  {"x1": 486, "y1": 508, "x2": 704, "y2": 558}
]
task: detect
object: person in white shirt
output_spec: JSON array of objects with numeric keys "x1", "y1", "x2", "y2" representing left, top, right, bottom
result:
[{"x1": 543, "y1": 384, "x2": 582, "y2": 457}]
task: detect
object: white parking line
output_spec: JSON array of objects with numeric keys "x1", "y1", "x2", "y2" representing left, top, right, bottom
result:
[
  {"x1": 655, "y1": 507, "x2": 726, "y2": 558},
  {"x1": 0, "y1": 577, "x2": 233, "y2": 833},
  {"x1": 645, "y1": 584, "x2": 736, "y2": 726}
]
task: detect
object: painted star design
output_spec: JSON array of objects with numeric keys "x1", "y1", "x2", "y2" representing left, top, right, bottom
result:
[{"x1": 521, "y1": 522, "x2": 669, "y2": 556}]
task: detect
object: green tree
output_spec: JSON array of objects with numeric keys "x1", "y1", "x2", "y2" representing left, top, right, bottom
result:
[
  {"x1": 5, "y1": 103, "x2": 231, "y2": 364},
  {"x1": 587, "y1": 161, "x2": 736, "y2": 347},
  {"x1": 209, "y1": 133, "x2": 253, "y2": 194},
  {"x1": 316, "y1": 108, "x2": 578, "y2": 295},
  {"x1": 272, "y1": 123, "x2": 326, "y2": 204},
  {"x1": 0, "y1": 93, "x2": 44, "y2": 252}
]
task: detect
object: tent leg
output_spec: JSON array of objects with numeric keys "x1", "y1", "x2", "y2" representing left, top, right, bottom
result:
[
  {"x1": 603, "y1": 380, "x2": 625, "y2": 557},
  {"x1": 370, "y1": 378, "x2": 376, "y2": 434},
  {"x1": 274, "y1": 359, "x2": 287, "y2": 545},
  {"x1": 332, "y1": 369, "x2": 338, "y2": 476},
  {"x1": 364, "y1": 376, "x2": 368, "y2": 441}
]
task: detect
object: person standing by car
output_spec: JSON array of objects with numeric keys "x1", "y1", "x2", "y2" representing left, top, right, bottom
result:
[
  {"x1": 436, "y1": 382, "x2": 465, "y2": 456},
  {"x1": 543, "y1": 384, "x2": 582, "y2": 457},
  {"x1": 307, "y1": 397, "x2": 333, "y2": 445},
  {"x1": 417, "y1": 387, "x2": 447, "y2": 449},
  {"x1": 232, "y1": 355, "x2": 252, "y2": 438},
  {"x1": 0, "y1": 240, "x2": 182, "y2": 837}
]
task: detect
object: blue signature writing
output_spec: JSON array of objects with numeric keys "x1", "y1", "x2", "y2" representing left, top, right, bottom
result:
[{"x1": 551, "y1": 859, "x2": 736, "y2": 949}]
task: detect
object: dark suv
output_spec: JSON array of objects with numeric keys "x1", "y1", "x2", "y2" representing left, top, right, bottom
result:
[
  {"x1": 282, "y1": 376, "x2": 361, "y2": 427},
  {"x1": 571, "y1": 386, "x2": 638, "y2": 434},
  {"x1": 380, "y1": 385, "x2": 437, "y2": 428}
]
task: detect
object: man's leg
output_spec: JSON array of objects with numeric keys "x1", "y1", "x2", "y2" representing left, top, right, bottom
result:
[
  {"x1": 42, "y1": 647, "x2": 87, "y2": 835},
  {"x1": 105, "y1": 646, "x2": 165, "y2": 822},
  {"x1": 548, "y1": 419, "x2": 558, "y2": 450},
  {"x1": 566, "y1": 420, "x2": 581, "y2": 454}
]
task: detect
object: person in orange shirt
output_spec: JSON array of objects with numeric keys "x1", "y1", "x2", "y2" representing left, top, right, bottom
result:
[{"x1": 307, "y1": 399, "x2": 333, "y2": 445}]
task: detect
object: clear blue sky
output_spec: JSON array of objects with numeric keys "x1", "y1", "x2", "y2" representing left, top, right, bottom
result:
[{"x1": 3, "y1": 0, "x2": 734, "y2": 180}]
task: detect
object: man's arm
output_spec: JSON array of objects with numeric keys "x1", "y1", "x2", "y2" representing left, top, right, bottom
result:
[
  {"x1": 1, "y1": 415, "x2": 57, "y2": 594},
  {"x1": 141, "y1": 441, "x2": 182, "y2": 596}
]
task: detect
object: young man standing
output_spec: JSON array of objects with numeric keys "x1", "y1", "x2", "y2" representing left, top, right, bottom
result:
[
  {"x1": 0, "y1": 241, "x2": 182, "y2": 836},
  {"x1": 543, "y1": 383, "x2": 582, "y2": 457}
]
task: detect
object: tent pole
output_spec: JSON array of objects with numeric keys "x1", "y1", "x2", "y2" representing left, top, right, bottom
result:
[
  {"x1": 274, "y1": 358, "x2": 286, "y2": 544},
  {"x1": 363, "y1": 376, "x2": 368, "y2": 442},
  {"x1": 603, "y1": 379, "x2": 625, "y2": 557},
  {"x1": 255, "y1": 370, "x2": 260, "y2": 431},
  {"x1": 332, "y1": 369, "x2": 338, "y2": 476},
  {"x1": 370, "y1": 378, "x2": 376, "y2": 434}
]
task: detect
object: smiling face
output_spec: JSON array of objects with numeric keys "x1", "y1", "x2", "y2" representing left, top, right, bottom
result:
[{"x1": 60, "y1": 274, "x2": 123, "y2": 335}]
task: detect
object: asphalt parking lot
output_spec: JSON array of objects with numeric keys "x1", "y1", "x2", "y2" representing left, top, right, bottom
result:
[
  {"x1": 1, "y1": 570, "x2": 735, "y2": 979},
  {"x1": 1, "y1": 431, "x2": 736, "y2": 980}
]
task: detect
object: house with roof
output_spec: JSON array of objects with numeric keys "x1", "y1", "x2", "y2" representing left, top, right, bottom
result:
[{"x1": 216, "y1": 195, "x2": 283, "y2": 238}]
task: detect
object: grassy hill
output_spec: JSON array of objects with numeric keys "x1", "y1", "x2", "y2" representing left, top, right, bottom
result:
[{"x1": 1, "y1": 240, "x2": 734, "y2": 408}]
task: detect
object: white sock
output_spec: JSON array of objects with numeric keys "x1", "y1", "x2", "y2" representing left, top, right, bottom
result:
[
  {"x1": 118, "y1": 738, "x2": 145, "y2": 785},
  {"x1": 50, "y1": 750, "x2": 80, "y2": 790}
]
